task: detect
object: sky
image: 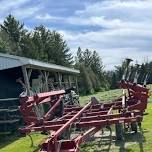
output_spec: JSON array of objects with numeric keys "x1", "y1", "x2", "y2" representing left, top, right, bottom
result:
[{"x1": 0, "y1": 0, "x2": 152, "y2": 70}]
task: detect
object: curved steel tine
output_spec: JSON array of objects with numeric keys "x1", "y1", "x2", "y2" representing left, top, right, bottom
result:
[
  {"x1": 122, "y1": 58, "x2": 133, "y2": 80},
  {"x1": 133, "y1": 64, "x2": 141, "y2": 84},
  {"x1": 126, "y1": 65, "x2": 134, "y2": 81}
]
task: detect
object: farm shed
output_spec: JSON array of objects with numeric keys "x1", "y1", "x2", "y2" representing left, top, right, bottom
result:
[{"x1": 0, "y1": 53, "x2": 80, "y2": 134}]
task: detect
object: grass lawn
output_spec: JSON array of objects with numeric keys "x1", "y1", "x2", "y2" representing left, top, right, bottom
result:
[
  {"x1": 0, "y1": 133, "x2": 47, "y2": 152},
  {"x1": 0, "y1": 86, "x2": 152, "y2": 152}
]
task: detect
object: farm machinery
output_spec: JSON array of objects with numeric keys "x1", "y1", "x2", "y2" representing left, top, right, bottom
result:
[{"x1": 19, "y1": 59, "x2": 150, "y2": 152}]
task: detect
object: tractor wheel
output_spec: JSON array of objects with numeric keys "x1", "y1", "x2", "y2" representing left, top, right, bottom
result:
[
  {"x1": 131, "y1": 122, "x2": 138, "y2": 133},
  {"x1": 115, "y1": 123, "x2": 124, "y2": 140}
]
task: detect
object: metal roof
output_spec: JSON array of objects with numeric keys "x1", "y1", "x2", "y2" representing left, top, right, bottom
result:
[{"x1": 0, "y1": 53, "x2": 80, "y2": 74}]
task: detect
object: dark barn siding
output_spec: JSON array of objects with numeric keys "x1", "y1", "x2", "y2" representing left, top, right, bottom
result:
[
  {"x1": 0, "y1": 67, "x2": 23, "y2": 133},
  {"x1": 0, "y1": 67, "x2": 23, "y2": 99}
]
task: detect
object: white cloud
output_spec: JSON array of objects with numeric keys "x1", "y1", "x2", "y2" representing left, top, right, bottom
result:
[
  {"x1": 0, "y1": 0, "x2": 42, "y2": 20},
  {"x1": 35, "y1": 14, "x2": 63, "y2": 21},
  {"x1": 12, "y1": 7, "x2": 40, "y2": 19},
  {"x1": 0, "y1": 0, "x2": 152, "y2": 70},
  {"x1": 0, "y1": 0, "x2": 30, "y2": 12},
  {"x1": 58, "y1": 0, "x2": 152, "y2": 70},
  {"x1": 76, "y1": 0, "x2": 152, "y2": 17},
  {"x1": 61, "y1": 26, "x2": 152, "y2": 69}
]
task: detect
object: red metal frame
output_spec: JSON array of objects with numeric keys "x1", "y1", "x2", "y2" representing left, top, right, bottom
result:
[{"x1": 19, "y1": 80, "x2": 149, "y2": 152}]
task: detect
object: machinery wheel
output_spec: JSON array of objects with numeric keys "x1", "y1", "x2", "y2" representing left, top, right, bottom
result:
[
  {"x1": 115, "y1": 123, "x2": 124, "y2": 140},
  {"x1": 131, "y1": 122, "x2": 138, "y2": 133}
]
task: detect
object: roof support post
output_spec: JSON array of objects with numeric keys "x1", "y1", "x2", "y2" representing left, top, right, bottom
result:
[
  {"x1": 27, "y1": 69, "x2": 32, "y2": 80},
  {"x1": 44, "y1": 71, "x2": 49, "y2": 92},
  {"x1": 39, "y1": 70, "x2": 49, "y2": 92},
  {"x1": 68, "y1": 75, "x2": 71, "y2": 87},
  {"x1": 75, "y1": 76, "x2": 79, "y2": 94},
  {"x1": 21, "y1": 66, "x2": 31, "y2": 96},
  {"x1": 58, "y1": 72, "x2": 62, "y2": 89}
]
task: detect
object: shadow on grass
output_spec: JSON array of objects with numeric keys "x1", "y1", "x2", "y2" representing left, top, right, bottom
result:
[
  {"x1": 0, "y1": 132, "x2": 47, "y2": 152},
  {"x1": 80, "y1": 128, "x2": 113, "y2": 152},
  {"x1": 115, "y1": 127, "x2": 146, "y2": 152},
  {"x1": 0, "y1": 132, "x2": 21, "y2": 149}
]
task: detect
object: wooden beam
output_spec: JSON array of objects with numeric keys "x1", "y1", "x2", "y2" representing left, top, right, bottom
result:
[
  {"x1": 21, "y1": 66, "x2": 31, "y2": 96},
  {"x1": 27, "y1": 69, "x2": 32, "y2": 80},
  {"x1": 75, "y1": 76, "x2": 79, "y2": 94},
  {"x1": 58, "y1": 72, "x2": 62, "y2": 88},
  {"x1": 44, "y1": 71, "x2": 49, "y2": 91},
  {"x1": 39, "y1": 70, "x2": 49, "y2": 92},
  {"x1": 68, "y1": 75, "x2": 71, "y2": 87}
]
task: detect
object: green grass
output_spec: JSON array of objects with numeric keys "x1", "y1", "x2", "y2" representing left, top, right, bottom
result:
[
  {"x1": 0, "y1": 133, "x2": 47, "y2": 152},
  {"x1": 80, "y1": 85, "x2": 152, "y2": 152},
  {"x1": 80, "y1": 102, "x2": 152, "y2": 152},
  {"x1": 0, "y1": 86, "x2": 152, "y2": 152},
  {"x1": 80, "y1": 88, "x2": 122, "y2": 105}
]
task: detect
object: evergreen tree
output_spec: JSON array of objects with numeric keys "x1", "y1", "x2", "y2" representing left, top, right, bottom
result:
[
  {"x1": 0, "y1": 16, "x2": 73, "y2": 67},
  {"x1": 75, "y1": 47, "x2": 109, "y2": 94},
  {"x1": 31, "y1": 25, "x2": 50, "y2": 61},
  {"x1": 0, "y1": 31, "x2": 11, "y2": 53},
  {"x1": 20, "y1": 32, "x2": 38, "y2": 59},
  {"x1": 79, "y1": 64, "x2": 93, "y2": 94},
  {"x1": 48, "y1": 31, "x2": 73, "y2": 66},
  {"x1": 0, "y1": 14, "x2": 26, "y2": 54},
  {"x1": 83, "y1": 49, "x2": 92, "y2": 67},
  {"x1": 76, "y1": 47, "x2": 83, "y2": 63}
]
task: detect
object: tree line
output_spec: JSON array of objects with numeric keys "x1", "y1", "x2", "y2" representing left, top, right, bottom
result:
[
  {"x1": 0, "y1": 15, "x2": 73, "y2": 66},
  {"x1": 0, "y1": 15, "x2": 151, "y2": 94},
  {"x1": 0, "y1": 15, "x2": 110, "y2": 94},
  {"x1": 108, "y1": 61, "x2": 152, "y2": 89}
]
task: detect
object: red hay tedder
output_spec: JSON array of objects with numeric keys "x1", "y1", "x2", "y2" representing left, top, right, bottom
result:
[{"x1": 19, "y1": 59, "x2": 150, "y2": 152}]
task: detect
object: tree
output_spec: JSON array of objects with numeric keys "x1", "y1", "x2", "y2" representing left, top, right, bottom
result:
[
  {"x1": 0, "y1": 14, "x2": 26, "y2": 55},
  {"x1": 79, "y1": 64, "x2": 93, "y2": 94},
  {"x1": 0, "y1": 16, "x2": 73, "y2": 67},
  {"x1": 0, "y1": 31, "x2": 11, "y2": 53},
  {"x1": 19, "y1": 32, "x2": 38, "y2": 59},
  {"x1": 83, "y1": 49, "x2": 93, "y2": 67},
  {"x1": 76, "y1": 47, "x2": 83, "y2": 63},
  {"x1": 31, "y1": 25, "x2": 50, "y2": 61},
  {"x1": 111, "y1": 72, "x2": 117, "y2": 89},
  {"x1": 21, "y1": 26, "x2": 73, "y2": 66},
  {"x1": 75, "y1": 47, "x2": 109, "y2": 94},
  {"x1": 48, "y1": 30, "x2": 73, "y2": 66}
]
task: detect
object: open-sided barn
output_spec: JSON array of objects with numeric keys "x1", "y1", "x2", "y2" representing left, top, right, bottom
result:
[{"x1": 0, "y1": 53, "x2": 79, "y2": 134}]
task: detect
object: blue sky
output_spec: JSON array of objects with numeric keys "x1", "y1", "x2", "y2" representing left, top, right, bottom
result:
[{"x1": 0, "y1": 0, "x2": 152, "y2": 70}]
